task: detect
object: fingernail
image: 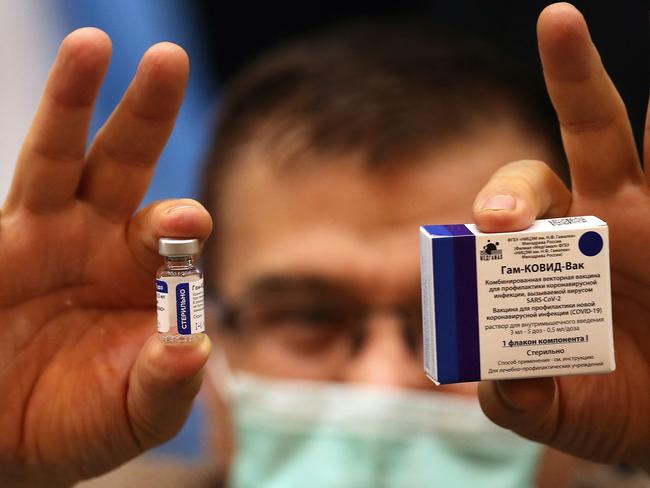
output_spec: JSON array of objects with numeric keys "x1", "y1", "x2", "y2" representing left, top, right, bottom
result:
[
  {"x1": 165, "y1": 205, "x2": 197, "y2": 215},
  {"x1": 481, "y1": 194, "x2": 516, "y2": 211}
]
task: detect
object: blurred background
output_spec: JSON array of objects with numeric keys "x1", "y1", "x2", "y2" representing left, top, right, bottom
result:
[{"x1": 0, "y1": 0, "x2": 646, "y2": 460}]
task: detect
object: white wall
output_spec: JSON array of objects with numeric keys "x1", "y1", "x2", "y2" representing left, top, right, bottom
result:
[{"x1": 0, "y1": 0, "x2": 61, "y2": 203}]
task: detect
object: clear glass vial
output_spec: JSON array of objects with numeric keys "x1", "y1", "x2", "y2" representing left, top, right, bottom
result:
[{"x1": 156, "y1": 238, "x2": 205, "y2": 343}]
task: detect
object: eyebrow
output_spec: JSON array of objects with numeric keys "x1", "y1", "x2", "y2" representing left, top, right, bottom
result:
[
  {"x1": 236, "y1": 273, "x2": 423, "y2": 310},
  {"x1": 240, "y1": 274, "x2": 355, "y2": 302}
]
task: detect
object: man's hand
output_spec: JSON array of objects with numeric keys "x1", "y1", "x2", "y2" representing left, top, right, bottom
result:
[
  {"x1": 473, "y1": 3, "x2": 650, "y2": 472},
  {"x1": 0, "y1": 28, "x2": 212, "y2": 486}
]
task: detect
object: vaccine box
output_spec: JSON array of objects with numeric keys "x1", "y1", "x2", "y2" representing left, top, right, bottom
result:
[{"x1": 419, "y1": 216, "x2": 615, "y2": 385}]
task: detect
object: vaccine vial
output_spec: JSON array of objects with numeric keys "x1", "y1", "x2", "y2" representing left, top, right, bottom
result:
[{"x1": 156, "y1": 238, "x2": 205, "y2": 343}]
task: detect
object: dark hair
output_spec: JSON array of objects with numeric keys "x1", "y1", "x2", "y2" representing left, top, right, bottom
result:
[{"x1": 201, "y1": 18, "x2": 564, "y2": 292}]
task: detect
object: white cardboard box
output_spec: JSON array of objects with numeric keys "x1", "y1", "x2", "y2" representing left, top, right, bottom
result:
[{"x1": 420, "y1": 216, "x2": 615, "y2": 384}]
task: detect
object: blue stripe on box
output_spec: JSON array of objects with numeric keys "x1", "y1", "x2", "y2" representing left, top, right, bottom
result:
[
  {"x1": 444, "y1": 224, "x2": 474, "y2": 237},
  {"x1": 431, "y1": 226, "x2": 458, "y2": 383},
  {"x1": 430, "y1": 224, "x2": 481, "y2": 383},
  {"x1": 451, "y1": 232, "x2": 481, "y2": 382},
  {"x1": 423, "y1": 225, "x2": 455, "y2": 236}
]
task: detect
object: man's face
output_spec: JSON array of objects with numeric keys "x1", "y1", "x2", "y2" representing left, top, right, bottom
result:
[{"x1": 211, "y1": 119, "x2": 554, "y2": 395}]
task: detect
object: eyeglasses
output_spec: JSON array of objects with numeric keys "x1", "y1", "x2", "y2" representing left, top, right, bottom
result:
[{"x1": 217, "y1": 278, "x2": 423, "y2": 365}]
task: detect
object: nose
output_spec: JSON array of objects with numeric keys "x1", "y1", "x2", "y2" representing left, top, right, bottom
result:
[{"x1": 342, "y1": 310, "x2": 428, "y2": 389}]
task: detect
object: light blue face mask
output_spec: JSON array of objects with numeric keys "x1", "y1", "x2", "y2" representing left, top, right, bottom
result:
[{"x1": 210, "y1": 367, "x2": 543, "y2": 488}]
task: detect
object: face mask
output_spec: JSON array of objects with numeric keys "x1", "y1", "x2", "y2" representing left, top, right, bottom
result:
[{"x1": 209, "y1": 361, "x2": 542, "y2": 488}]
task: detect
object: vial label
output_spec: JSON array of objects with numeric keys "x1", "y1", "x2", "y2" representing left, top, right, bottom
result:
[
  {"x1": 156, "y1": 277, "x2": 205, "y2": 334},
  {"x1": 156, "y1": 280, "x2": 170, "y2": 333}
]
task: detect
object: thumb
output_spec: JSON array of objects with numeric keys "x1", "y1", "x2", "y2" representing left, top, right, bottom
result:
[
  {"x1": 478, "y1": 377, "x2": 560, "y2": 444},
  {"x1": 126, "y1": 334, "x2": 211, "y2": 450}
]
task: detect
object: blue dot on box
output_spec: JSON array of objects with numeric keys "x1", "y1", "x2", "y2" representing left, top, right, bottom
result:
[{"x1": 579, "y1": 231, "x2": 603, "y2": 257}]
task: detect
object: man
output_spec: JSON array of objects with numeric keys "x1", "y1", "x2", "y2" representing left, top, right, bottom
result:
[
  {"x1": 194, "y1": 19, "x2": 570, "y2": 488},
  {"x1": 0, "y1": 3, "x2": 648, "y2": 487}
]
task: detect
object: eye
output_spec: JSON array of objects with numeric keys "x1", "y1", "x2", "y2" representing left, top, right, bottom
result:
[
  {"x1": 273, "y1": 303, "x2": 351, "y2": 328},
  {"x1": 259, "y1": 302, "x2": 360, "y2": 356},
  {"x1": 397, "y1": 305, "x2": 424, "y2": 354},
  {"x1": 402, "y1": 322, "x2": 422, "y2": 354}
]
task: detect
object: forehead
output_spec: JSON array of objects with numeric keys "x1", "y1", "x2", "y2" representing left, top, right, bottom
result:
[{"x1": 214, "y1": 120, "x2": 552, "y2": 298}]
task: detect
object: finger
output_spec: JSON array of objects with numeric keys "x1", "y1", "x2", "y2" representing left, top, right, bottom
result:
[
  {"x1": 78, "y1": 42, "x2": 189, "y2": 221},
  {"x1": 4, "y1": 28, "x2": 111, "y2": 213},
  {"x1": 127, "y1": 334, "x2": 211, "y2": 450},
  {"x1": 537, "y1": 3, "x2": 643, "y2": 195},
  {"x1": 473, "y1": 160, "x2": 571, "y2": 233},
  {"x1": 478, "y1": 378, "x2": 559, "y2": 444},
  {"x1": 127, "y1": 198, "x2": 213, "y2": 274}
]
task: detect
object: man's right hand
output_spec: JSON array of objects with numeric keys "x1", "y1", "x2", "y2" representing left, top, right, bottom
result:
[
  {"x1": 0, "y1": 28, "x2": 212, "y2": 486},
  {"x1": 474, "y1": 3, "x2": 650, "y2": 473}
]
